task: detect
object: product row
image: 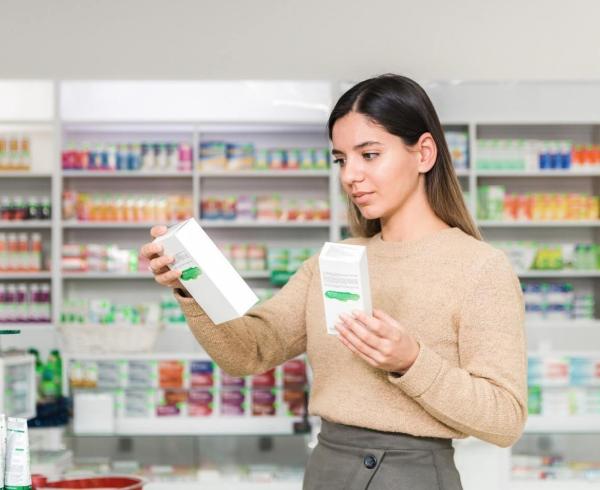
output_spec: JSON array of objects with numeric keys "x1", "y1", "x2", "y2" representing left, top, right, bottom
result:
[
  {"x1": 0, "y1": 283, "x2": 52, "y2": 323},
  {"x1": 478, "y1": 187, "x2": 600, "y2": 221},
  {"x1": 76, "y1": 385, "x2": 307, "y2": 419},
  {"x1": 201, "y1": 195, "x2": 330, "y2": 222},
  {"x1": 476, "y1": 139, "x2": 600, "y2": 171},
  {"x1": 528, "y1": 385, "x2": 600, "y2": 416},
  {"x1": 62, "y1": 192, "x2": 193, "y2": 222},
  {"x1": 0, "y1": 196, "x2": 52, "y2": 221},
  {"x1": 445, "y1": 131, "x2": 469, "y2": 170},
  {"x1": 522, "y1": 282, "x2": 594, "y2": 321},
  {"x1": 199, "y1": 142, "x2": 329, "y2": 172},
  {"x1": 495, "y1": 241, "x2": 600, "y2": 272},
  {"x1": 0, "y1": 135, "x2": 32, "y2": 171},
  {"x1": 62, "y1": 244, "x2": 149, "y2": 274},
  {"x1": 68, "y1": 358, "x2": 307, "y2": 390},
  {"x1": 62, "y1": 142, "x2": 193, "y2": 172},
  {"x1": 512, "y1": 454, "x2": 600, "y2": 481},
  {"x1": 61, "y1": 299, "x2": 161, "y2": 327},
  {"x1": 0, "y1": 233, "x2": 45, "y2": 272},
  {"x1": 528, "y1": 356, "x2": 600, "y2": 387}
]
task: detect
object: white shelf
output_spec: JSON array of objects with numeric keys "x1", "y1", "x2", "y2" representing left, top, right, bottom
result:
[
  {"x1": 0, "y1": 271, "x2": 51, "y2": 280},
  {"x1": 62, "y1": 170, "x2": 193, "y2": 178},
  {"x1": 0, "y1": 322, "x2": 53, "y2": 328},
  {"x1": 0, "y1": 220, "x2": 52, "y2": 229},
  {"x1": 517, "y1": 270, "x2": 600, "y2": 278},
  {"x1": 527, "y1": 320, "x2": 600, "y2": 329},
  {"x1": 62, "y1": 271, "x2": 154, "y2": 280},
  {"x1": 198, "y1": 220, "x2": 330, "y2": 228},
  {"x1": 0, "y1": 172, "x2": 52, "y2": 178},
  {"x1": 511, "y1": 480, "x2": 600, "y2": 490},
  {"x1": 478, "y1": 221, "x2": 600, "y2": 228},
  {"x1": 61, "y1": 270, "x2": 270, "y2": 280},
  {"x1": 146, "y1": 482, "x2": 302, "y2": 490},
  {"x1": 61, "y1": 221, "x2": 179, "y2": 229},
  {"x1": 75, "y1": 416, "x2": 304, "y2": 436},
  {"x1": 455, "y1": 169, "x2": 470, "y2": 177},
  {"x1": 198, "y1": 170, "x2": 330, "y2": 178},
  {"x1": 525, "y1": 415, "x2": 600, "y2": 434},
  {"x1": 476, "y1": 170, "x2": 600, "y2": 178}
]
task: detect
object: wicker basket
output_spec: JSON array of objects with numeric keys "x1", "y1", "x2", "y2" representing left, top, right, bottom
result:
[{"x1": 59, "y1": 323, "x2": 162, "y2": 354}]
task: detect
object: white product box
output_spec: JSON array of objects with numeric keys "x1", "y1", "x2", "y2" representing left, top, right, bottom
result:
[
  {"x1": 154, "y1": 218, "x2": 258, "y2": 324},
  {"x1": 318, "y1": 242, "x2": 372, "y2": 335}
]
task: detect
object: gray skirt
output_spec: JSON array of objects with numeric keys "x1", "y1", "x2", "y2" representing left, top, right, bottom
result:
[{"x1": 303, "y1": 420, "x2": 463, "y2": 490}]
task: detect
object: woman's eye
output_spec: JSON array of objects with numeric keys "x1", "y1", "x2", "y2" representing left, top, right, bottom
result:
[
  {"x1": 333, "y1": 158, "x2": 345, "y2": 166},
  {"x1": 363, "y1": 152, "x2": 379, "y2": 160}
]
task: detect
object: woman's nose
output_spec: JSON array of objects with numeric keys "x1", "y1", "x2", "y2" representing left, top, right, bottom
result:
[{"x1": 340, "y1": 158, "x2": 365, "y2": 185}]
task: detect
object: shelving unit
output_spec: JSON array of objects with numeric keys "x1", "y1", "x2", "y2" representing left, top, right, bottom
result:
[{"x1": 4, "y1": 80, "x2": 600, "y2": 489}]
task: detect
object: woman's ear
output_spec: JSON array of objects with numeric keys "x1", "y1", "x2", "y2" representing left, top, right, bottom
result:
[{"x1": 416, "y1": 132, "x2": 437, "y2": 174}]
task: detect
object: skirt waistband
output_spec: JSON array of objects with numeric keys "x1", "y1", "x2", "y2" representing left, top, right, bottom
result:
[{"x1": 319, "y1": 419, "x2": 453, "y2": 451}]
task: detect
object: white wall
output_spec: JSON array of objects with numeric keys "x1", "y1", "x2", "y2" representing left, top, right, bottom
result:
[{"x1": 1, "y1": 0, "x2": 600, "y2": 81}]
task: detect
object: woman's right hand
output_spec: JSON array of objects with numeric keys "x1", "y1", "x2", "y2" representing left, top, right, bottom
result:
[{"x1": 140, "y1": 225, "x2": 183, "y2": 290}]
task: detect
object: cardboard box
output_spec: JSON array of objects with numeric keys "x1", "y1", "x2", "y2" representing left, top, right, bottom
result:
[
  {"x1": 318, "y1": 242, "x2": 372, "y2": 335},
  {"x1": 153, "y1": 218, "x2": 258, "y2": 324}
]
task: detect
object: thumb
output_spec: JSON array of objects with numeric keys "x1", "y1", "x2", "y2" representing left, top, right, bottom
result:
[{"x1": 151, "y1": 225, "x2": 168, "y2": 239}]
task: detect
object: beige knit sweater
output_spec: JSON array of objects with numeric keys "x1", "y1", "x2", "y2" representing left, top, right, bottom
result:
[{"x1": 174, "y1": 227, "x2": 528, "y2": 448}]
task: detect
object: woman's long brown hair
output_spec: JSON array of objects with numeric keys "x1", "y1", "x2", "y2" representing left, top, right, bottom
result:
[{"x1": 328, "y1": 74, "x2": 481, "y2": 240}]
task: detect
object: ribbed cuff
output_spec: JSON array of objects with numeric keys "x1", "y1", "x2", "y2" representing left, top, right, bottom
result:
[
  {"x1": 387, "y1": 342, "x2": 444, "y2": 398},
  {"x1": 173, "y1": 288, "x2": 207, "y2": 318}
]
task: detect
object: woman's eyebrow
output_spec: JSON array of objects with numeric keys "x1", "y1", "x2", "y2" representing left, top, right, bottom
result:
[{"x1": 332, "y1": 141, "x2": 383, "y2": 155}]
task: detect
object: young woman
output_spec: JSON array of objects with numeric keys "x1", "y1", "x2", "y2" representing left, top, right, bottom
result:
[{"x1": 141, "y1": 74, "x2": 527, "y2": 489}]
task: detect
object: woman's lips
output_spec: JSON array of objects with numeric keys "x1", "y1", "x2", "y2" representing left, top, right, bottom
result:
[{"x1": 352, "y1": 192, "x2": 373, "y2": 204}]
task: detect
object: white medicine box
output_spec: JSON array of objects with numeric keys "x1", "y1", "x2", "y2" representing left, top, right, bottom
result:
[
  {"x1": 319, "y1": 242, "x2": 372, "y2": 335},
  {"x1": 154, "y1": 218, "x2": 258, "y2": 324}
]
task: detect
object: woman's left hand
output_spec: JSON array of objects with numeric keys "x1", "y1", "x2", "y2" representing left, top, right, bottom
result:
[{"x1": 336, "y1": 309, "x2": 420, "y2": 374}]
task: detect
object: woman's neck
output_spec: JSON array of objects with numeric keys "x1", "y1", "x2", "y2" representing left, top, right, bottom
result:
[{"x1": 379, "y1": 185, "x2": 448, "y2": 243}]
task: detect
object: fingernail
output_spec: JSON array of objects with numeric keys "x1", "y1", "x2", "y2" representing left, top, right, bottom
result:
[{"x1": 351, "y1": 310, "x2": 360, "y2": 317}]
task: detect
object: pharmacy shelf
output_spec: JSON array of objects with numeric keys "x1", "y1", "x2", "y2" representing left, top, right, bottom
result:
[
  {"x1": 455, "y1": 169, "x2": 470, "y2": 177},
  {"x1": 0, "y1": 271, "x2": 52, "y2": 280},
  {"x1": 0, "y1": 220, "x2": 52, "y2": 229},
  {"x1": 478, "y1": 221, "x2": 600, "y2": 228},
  {"x1": 0, "y1": 322, "x2": 54, "y2": 329},
  {"x1": 517, "y1": 270, "x2": 600, "y2": 278},
  {"x1": 525, "y1": 415, "x2": 600, "y2": 434},
  {"x1": 77, "y1": 417, "x2": 305, "y2": 436},
  {"x1": 61, "y1": 221, "x2": 180, "y2": 229},
  {"x1": 62, "y1": 271, "x2": 154, "y2": 280},
  {"x1": 146, "y1": 482, "x2": 302, "y2": 490},
  {"x1": 476, "y1": 170, "x2": 600, "y2": 178},
  {"x1": 61, "y1": 270, "x2": 271, "y2": 280},
  {"x1": 0, "y1": 172, "x2": 52, "y2": 178},
  {"x1": 198, "y1": 170, "x2": 330, "y2": 178},
  {"x1": 198, "y1": 220, "x2": 330, "y2": 228},
  {"x1": 511, "y1": 481, "x2": 600, "y2": 490},
  {"x1": 62, "y1": 170, "x2": 193, "y2": 178},
  {"x1": 527, "y1": 320, "x2": 600, "y2": 329}
]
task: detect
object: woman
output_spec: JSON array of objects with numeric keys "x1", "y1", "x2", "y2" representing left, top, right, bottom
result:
[{"x1": 141, "y1": 74, "x2": 527, "y2": 489}]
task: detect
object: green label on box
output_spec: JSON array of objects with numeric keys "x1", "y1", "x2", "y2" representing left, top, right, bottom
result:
[
  {"x1": 325, "y1": 290, "x2": 360, "y2": 302},
  {"x1": 181, "y1": 266, "x2": 201, "y2": 281}
]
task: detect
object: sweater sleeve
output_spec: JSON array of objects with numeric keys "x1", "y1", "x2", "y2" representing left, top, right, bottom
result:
[
  {"x1": 388, "y1": 250, "x2": 528, "y2": 447},
  {"x1": 173, "y1": 255, "x2": 315, "y2": 377}
]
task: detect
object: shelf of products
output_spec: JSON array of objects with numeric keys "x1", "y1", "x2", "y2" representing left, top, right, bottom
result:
[
  {"x1": 197, "y1": 142, "x2": 329, "y2": 172},
  {"x1": 64, "y1": 353, "x2": 309, "y2": 436},
  {"x1": 62, "y1": 141, "x2": 193, "y2": 172},
  {"x1": 475, "y1": 139, "x2": 600, "y2": 172},
  {"x1": 0, "y1": 134, "x2": 32, "y2": 171}
]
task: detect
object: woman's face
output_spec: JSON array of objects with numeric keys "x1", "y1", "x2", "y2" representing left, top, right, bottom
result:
[{"x1": 331, "y1": 111, "x2": 423, "y2": 221}]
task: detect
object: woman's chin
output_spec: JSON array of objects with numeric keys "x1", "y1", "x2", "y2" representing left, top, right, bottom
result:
[{"x1": 357, "y1": 206, "x2": 381, "y2": 220}]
